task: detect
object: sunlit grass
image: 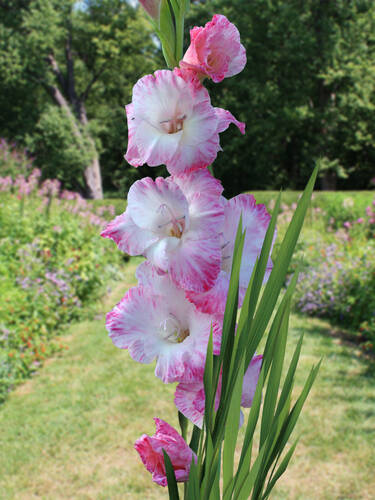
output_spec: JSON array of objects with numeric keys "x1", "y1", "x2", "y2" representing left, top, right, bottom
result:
[{"x1": 0, "y1": 258, "x2": 374, "y2": 499}]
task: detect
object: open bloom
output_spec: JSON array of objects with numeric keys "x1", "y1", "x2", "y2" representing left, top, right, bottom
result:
[
  {"x1": 101, "y1": 170, "x2": 224, "y2": 292},
  {"x1": 180, "y1": 14, "x2": 246, "y2": 83},
  {"x1": 175, "y1": 355, "x2": 263, "y2": 428},
  {"x1": 187, "y1": 194, "x2": 274, "y2": 315},
  {"x1": 106, "y1": 262, "x2": 222, "y2": 384},
  {"x1": 134, "y1": 418, "x2": 195, "y2": 486},
  {"x1": 124, "y1": 69, "x2": 245, "y2": 174}
]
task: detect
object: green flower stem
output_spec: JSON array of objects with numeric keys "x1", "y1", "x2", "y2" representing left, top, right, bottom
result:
[
  {"x1": 154, "y1": 25, "x2": 177, "y2": 68},
  {"x1": 175, "y1": 9, "x2": 185, "y2": 63}
]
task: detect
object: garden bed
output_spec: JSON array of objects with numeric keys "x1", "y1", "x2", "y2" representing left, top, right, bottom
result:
[{"x1": 0, "y1": 182, "x2": 125, "y2": 402}]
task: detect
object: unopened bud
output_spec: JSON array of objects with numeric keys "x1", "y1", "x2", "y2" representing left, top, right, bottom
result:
[{"x1": 139, "y1": 0, "x2": 161, "y2": 20}]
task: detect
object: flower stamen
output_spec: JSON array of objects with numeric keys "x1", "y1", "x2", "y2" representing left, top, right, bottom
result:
[
  {"x1": 157, "y1": 204, "x2": 185, "y2": 238},
  {"x1": 159, "y1": 315, "x2": 190, "y2": 343},
  {"x1": 160, "y1": 114, "x2": 187, "y2": 134}
]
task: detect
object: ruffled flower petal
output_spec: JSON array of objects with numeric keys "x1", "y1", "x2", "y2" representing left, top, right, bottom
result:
[
  {"x1": 168, "y1": 234, "x2": 222, "y2": 292},
  {"x1": 100, "y1": 211, "x2": 157, "y2": 255},
  {"x1": 222, "y1": 194, "x2": 274, "y2": 289},
  {"x1": 186, "y1": 271, "x2": 229, "y2": 315},
  {"x1": 215, "y1": 107, "x2": 245, "y2": 135},
  {"x1": 180, "y1": 14, "x2": 246, "y2": 83},
  {"x1": 106, "y1": 268, "x2": 222, "y2": 384},
  {"x1": 124, "y1": 69, "x2": 243, "y2": 174}
]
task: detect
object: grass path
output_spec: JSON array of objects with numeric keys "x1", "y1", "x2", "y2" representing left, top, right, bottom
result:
[{"x1": 1, "y1": 258, "x2": 375, "y2": 500}]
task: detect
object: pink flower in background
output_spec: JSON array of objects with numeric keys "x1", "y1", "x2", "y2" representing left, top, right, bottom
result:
[
  {"x1": 0, "y1": 176, "x2": 12, "y2": 192},
  {"x1": 175, "y1": 355, "x2": 263, "y2": 428},
  {"x1": 106, "y1": 262, "x2": 222, "y2": 384},
  {"x1": 134, "y1": 418, "x2": 195, "y2": 487},
  {"x1": 343, "y1": 221, "x2": 351, "y2": 229},
  {"x1": 124, "y1": 69, "x2": 244, "y2": 174},
  {"x1": 101, "y1": 171, "x2": 224, "y2": 292},
  {"x1": 39, "y1": 178, "x2": 61, "y2": 198},
  {"x1": 139, "y1": 0, "x2": 161, "y2": 20},
  {"x1": 187, "y1": 194, "x2": 273, "y2": 315},
  {"x1": 180, "y1": 15, "x2": 246, "y2": 83}
]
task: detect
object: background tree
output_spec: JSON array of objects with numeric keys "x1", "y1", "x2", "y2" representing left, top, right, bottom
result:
[
  {"x1": 0, "y1": 0, "x2": 159, "y2": 197},
  {"x1": 0, "y1": 0, "x2": 374, "y2": 196},
  {"x1": 186, "y1": 0, "x2": 375, "y2": 195}
]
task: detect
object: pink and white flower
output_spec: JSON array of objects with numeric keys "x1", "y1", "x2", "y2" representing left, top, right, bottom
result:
[
  {"x1": 187, "y1": 194, "x2": 274, "y2": 315},
  {"x1": 124, "y1": 69, "x2": 245, "y2": 174},
  {"x1": 134, "y1": 418, "x2": 195, "y2": 487},
  {"x1": 106, "y1": 262, "x2": 222, "y2": 384},
  {"x1": 180, "y1": 15, "x2": 246, "y2": 83},
  {"x1": 175, "y1": 355, "x2": 263, "y2": 428},
  {"x1": 101, "y1": 170, "x2": 224, "y2": 293}
]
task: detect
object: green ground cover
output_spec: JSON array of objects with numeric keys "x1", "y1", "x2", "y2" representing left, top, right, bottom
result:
[{"x1": 0, "y1": 258, "x2": 374, "y2": 500}]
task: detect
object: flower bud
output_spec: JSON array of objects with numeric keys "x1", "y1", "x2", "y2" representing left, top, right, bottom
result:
[{"x1": 139, "y1": 0, "x2": 161, "y2": 20}]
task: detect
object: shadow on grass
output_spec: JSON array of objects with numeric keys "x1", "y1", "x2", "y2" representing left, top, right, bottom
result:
[{"x1": 294, "y1": 311, "x2": 375, "y2": 374}]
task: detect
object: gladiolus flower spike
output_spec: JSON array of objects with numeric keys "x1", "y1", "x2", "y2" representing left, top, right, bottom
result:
[{"x1": 102, "y1": 6, "x2": 319, "y2": 498}]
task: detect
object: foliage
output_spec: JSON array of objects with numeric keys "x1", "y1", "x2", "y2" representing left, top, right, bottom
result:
[
  {"x1": 25, "y1": 106, "x2": 94, "y2": 192},
  {"x1": 281, "y1": 195, "x2": 375, "y2": 352},
  {"x1": 1, "y1": 1, "x2": 375, "y2": 194},
  {"x1": 0, "y1": 177, "x2": 124, "y2": 403},
  {"x1": 186, "y1": 0, "x2": 375, "y2": 195},
  {"x1": 0, "y1": 0, "x2": 160, "y2": 196},
  {"x1": 170, "y1": 167, "x2": 320, "y2": 500},
  {"x1": 0, "y1": 138, "x2": 34, "y2": 179}
]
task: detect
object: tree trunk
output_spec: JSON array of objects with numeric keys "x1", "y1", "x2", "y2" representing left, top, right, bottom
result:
[
  {"x1": 78, "y1": 102, "x2": 103, "y2": 199},
  {"x1": 46, "y1": 51, "x2": 103, "y2": 199},
  {"x1": 321, "y1": 170, "x2": 337, "y2": 190},
  {"x1": 84, "y1": 152, "x2": 103, "y2": 199}
]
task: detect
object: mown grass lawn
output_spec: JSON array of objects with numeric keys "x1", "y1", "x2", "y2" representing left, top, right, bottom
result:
[{"x1": 1, "y1": 257, "x2": 374, "y2": 500}]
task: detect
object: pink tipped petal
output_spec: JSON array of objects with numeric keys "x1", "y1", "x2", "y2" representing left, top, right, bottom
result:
[
  {"x1": 241, "y1": 355, "x2": 263, "y2": 407},
  {"x1": 186, "y1": 271, "x2": 229, "y2": 316},
  {"x1": 174, "y1": 381, "x2": 206, "y2": 428},
  {"x1": 107, "y1": 270, "x2": 222, "y2": 384},
  {"x1": 181, "y1": 14, "x2": 246, "y2": 83},
  {"x1": 222, "y1": 194, "x2": 274, "y2": 290},
  {"x1": 135, "y1": 260, "x2": 167, "y2": 288},
  {"x1": 215, "y1": 107, "x2": 245, "y2": 135},
  {"x1": 168, "y1": 235, "x2": 221, "y2": 292},
  {"x1": 106, "y1": 287, "x2": 164, "y2": 363},
  {"x1": 125, "y1": 103, "x2": 143, "y2": 167},
  {"x1": 174, "y1": 370, "x2": 222, "y2": 428},
  {"x1": 101, "y1": 210, "x2": 157, "y2": 255},
  {"x1": 124, "y1": 69, "x2": 242, "y2": 174},
  {"x1": 172, "y1": 169, "x2": 224, "y2": 201},
  {"x1": 173, "y1": 170, "x2": 225, "y2": 237}
]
